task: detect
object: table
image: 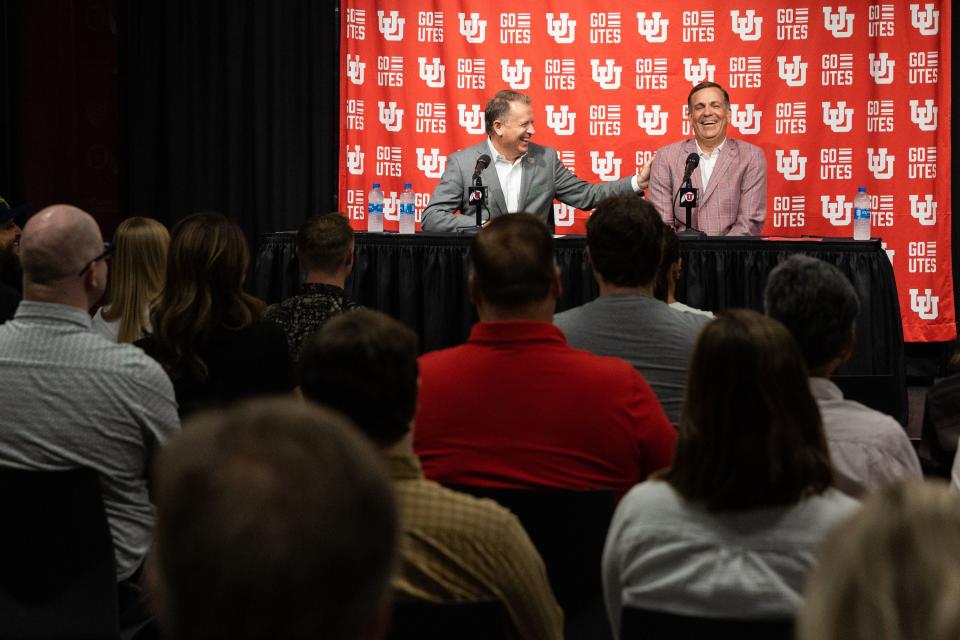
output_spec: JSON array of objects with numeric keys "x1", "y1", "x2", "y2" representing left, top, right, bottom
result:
[{"x1": 254, "y1": 232, "x2": 905, "y2": 420}]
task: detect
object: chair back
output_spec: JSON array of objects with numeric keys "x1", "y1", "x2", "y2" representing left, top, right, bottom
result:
[
  {"x1": 448, "y1": 486, "x2": 616, "y2": 640},
  {"x1": 388, "y1": 599, "x2": 509, "y2": 640},
  {"x1": 0, "y1": 466, "x2": 119, "y2": 640},
  {"x1": 620, "y1": 606, "x2": 794, "y2": 640}
]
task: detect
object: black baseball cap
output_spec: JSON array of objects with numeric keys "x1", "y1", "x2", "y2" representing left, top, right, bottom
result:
[{"x1": 0, "y1": 196, "x2": 29, "y2": 225}]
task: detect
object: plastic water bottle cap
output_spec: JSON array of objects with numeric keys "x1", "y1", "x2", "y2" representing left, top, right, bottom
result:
[
  {"x1": 857, "y1": 186, "x2": 866, "y2": 192},
  {"x1": 372, "y1": 183, "x2": 381, "y2": 188},
  {"x1": 404, "y1": 183, "x2": 412, "y2": 189}
]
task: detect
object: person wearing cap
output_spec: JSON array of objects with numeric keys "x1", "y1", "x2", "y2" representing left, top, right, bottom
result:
[{"x1": 0, "y1": 195, "x2": 22, "y2": 322}]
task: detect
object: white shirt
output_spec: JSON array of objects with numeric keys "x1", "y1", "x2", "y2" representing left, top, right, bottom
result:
[
  {"x1": 669, "y1": 301, "x2": 715, "y2": 319},
  {"x1": 696, "y1": 139, "x2": 725, "y2": 188},
  {"x1": 602, "y1": 481, "x2": 858, "y2": 636},
  {"x1": 91, "y1": 307, "x2": 120, "y2": 342},
  {"x1": 810, "y1": 377, "x2": 922, "y2": 491},
  {"x1": 487, "y1": 139, "x2": 525, "y2": 213}
]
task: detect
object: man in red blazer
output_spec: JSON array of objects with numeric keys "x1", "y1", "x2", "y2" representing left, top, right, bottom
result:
[{"x1": 647, "y1": 82, "x2": 767, "y2": 236}]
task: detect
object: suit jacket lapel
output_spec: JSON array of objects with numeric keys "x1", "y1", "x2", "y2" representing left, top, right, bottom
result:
[
  {"x1": 517, "y1": 149, "x2": 539, "y2": 212},
  {"x1": 474, "y1": 141, "x2": 506, "y2": 216}
]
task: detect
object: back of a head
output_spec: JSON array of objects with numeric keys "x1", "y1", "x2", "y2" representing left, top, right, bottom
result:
[
  {"x1": 799, "y1": 481, "x2": 960, "y2": 640},
  {"x1": 653, "y1": 226, "x2": 680, "y2": 302},
  {"x1": 586, "y1": 194, "x2": 663, "y2": 288},
  {"x1": 104, "y1": 217, "x2": 170, "y2": 342},
  {"x1": 764, "y1": 255, "x2": 860, "y2": 370},
  {"x1": 300, "y1": 309, "x2": 419, "y2": 447},
  {"x1": 163, "y1": 212, "x2": 250, "y2": 313},
  {"x1": 152, "y1": 212, "x2": 263, "y2": 378},
  {"x1": 297, "y1": 212, "x2": 354, "y2": 274},
  {"x1": 471, "y1": 213, "x2": 555, "y2": 310},
  {"x1": 153, "y1": 397, "x2": 398, "y2": 640},
  {"x1": 668, "y1": 309, "x2": 832, "y2": 510},
  {"x1": 19, "y1": 204, "x2": 102, "y2": 288}
]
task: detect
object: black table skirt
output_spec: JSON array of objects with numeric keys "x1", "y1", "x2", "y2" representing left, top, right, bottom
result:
[{"x1": 254, "y1": 232, "x2": 904, "y2": 419}]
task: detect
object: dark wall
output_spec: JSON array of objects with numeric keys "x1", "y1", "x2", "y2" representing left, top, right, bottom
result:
[
  {"x1": 118, "y1": 1, "x2": 340, "y2": 247},
  {"x1": 0, "y1": 1, "x2": 24, "y2": 206},
  {"x1": 7, "y1": 0, "x2": 121, "y2": 237}
]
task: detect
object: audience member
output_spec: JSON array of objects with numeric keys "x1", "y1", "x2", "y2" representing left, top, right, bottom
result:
[
  {"x1": 93, "y1": 216, "x2": 170, "y2": 342},
  {"x1": 415, "y1": 213, "x2": 675, "y2": 494},
  {"x1": 0, "y1": 204, "x2": 180, "y2": 629},
  {"x1": 264, "y1": 212, "x2": 359, "y2": 362},
  {"x1": 300, "y1": 309, "x2": 563, "y2": 640},
  {"x1": 554, "y1": 194, "x2": 710, "y2": 425},
  {"x1": 0, "y1": 195, "x2": 22, "y2": 322},
  {"x1": 799, "y1": 481, "x2": 960, "y2": 640},
  {"x1": 652, "y1": 225, "x2": 714, "y2": 318},
  {"x1": 137, "y1": 212, "x2": 294, "y2": 418},
  {"x1": 765, "y1": 255, "x2": 921, "y2": 492},
  {"x1": 602, "y1": 310, "x2": 858, "y2": 633},
  {"x1": 151, "y1": 397, "x2": 397, "y2": 640}
]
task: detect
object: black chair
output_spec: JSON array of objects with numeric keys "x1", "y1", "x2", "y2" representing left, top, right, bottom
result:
[
  {"x1": 447, "y1": 486, "x2": 616, "y2": 640},
  {"x1": 388, "y1": 599, "x2": 510, "y2": 640},
  {"x1": 0, "y1": 466, "x2": 119, "y2": 640},
  {"x1": 620, "y1": 606, "x2": 794, "y2": 640}
]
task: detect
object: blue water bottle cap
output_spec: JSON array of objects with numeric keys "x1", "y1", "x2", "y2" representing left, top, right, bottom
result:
[
  {"x1": 372, "y1": 183, "x2": 381, "y2": 188},
  {"x1": 857, "y1": 186, "x2": 866, "y2": 192},
  {"x1": 404, "y1": 183, "x2": 412, "y2": 189}
]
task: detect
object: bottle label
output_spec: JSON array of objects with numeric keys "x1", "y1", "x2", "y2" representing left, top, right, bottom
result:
[
  {"x1": 853, "y1": 207, "x2": 870, "y2": 222},
  {"x1": 399, "y1": 203, "x2": 415, "y2": 215},
  {"x1": 368, "y1": 203, "x2": 383, "y2": 214}
]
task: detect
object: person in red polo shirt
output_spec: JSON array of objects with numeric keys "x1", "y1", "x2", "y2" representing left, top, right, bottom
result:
[{"x1": 414, "y1": 213, "x2": 676, "y2": 495}]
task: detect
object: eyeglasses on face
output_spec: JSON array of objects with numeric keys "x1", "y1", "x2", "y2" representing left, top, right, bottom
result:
[{"x1": 78, "y1": 242, "x2": 113, "y2": 277}]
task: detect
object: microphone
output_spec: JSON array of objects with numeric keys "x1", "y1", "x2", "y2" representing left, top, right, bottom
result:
[
  {"x1": 681, "y1": 152, "x2": 700, "y2": 186},
  {"x1": 472, "y1": 154, "x2": 491, "y2": 181}
]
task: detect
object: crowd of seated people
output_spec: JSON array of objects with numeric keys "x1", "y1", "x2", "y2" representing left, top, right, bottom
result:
[{"x1": 2, "y1": 196, "x2": 956, "y2": 640}]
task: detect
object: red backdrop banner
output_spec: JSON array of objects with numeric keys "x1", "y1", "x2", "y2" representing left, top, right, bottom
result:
[{"x1": 339, "y1": 0, "x2": 953, "y2": 342}]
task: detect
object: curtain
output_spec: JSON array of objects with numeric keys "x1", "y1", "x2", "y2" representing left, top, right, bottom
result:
[{"x1": 118, "y1": 0, "x2": 340, "y2": 247}]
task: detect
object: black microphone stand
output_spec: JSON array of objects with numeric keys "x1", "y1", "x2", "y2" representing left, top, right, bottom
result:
[
  {"x1": 675, "y1": 176, "x2": 705, "y2": 238},
  {"x1": 472, "y1": 174, "x2": 487, "y2": 228}
]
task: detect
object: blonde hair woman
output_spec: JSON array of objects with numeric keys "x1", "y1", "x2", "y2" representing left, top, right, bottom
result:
[
  {"x1": 799, "y1": 481, "x2": 960, "y2": 640},
  {"x1": 93, "y1": 217, "x2": 169, "y2": 342}
]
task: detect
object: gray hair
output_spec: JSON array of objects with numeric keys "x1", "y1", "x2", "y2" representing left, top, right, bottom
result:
[{"x1": 763, "y1": 254, "x2": 860, "y2": 369}]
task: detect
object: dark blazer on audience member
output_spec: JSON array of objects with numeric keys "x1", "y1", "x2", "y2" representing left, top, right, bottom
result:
[{"x1": 136, "y1": 318, "x2": 294, "y2": 419}]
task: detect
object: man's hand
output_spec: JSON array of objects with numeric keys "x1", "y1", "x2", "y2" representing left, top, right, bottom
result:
[{"x1": 636, "y1": 152, "x2": 656, "y2": 191}]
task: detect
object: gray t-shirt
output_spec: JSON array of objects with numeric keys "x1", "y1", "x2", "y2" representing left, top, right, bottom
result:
[
  {"x1": 0, "y1": 301, "x2": 180, "y2": 580},
  {"x1": 555, "y1": 294, "x2": 711, "y2": 426}
]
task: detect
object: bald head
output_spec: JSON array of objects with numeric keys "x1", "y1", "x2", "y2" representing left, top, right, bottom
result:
[
  {"x1": 19, "y1": 205, "x2": 107, "y2": 309},
  {"x1": 20, "y1": 205, "x2": 103, "y2": 285}
]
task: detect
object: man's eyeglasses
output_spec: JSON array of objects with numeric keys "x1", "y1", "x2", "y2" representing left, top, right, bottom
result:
[{"x1": 78, "y1": 242, "x2": 113, "y2": 277}]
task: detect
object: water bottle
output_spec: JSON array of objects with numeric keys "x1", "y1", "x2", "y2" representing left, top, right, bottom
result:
[
  {"x1": 398, "y1": 183, "x2": 416, "y2": 234},
  {"x1": 853, "y1": 186, "x2": 871, "y2": 241},
  {"x1": 367, "y1": 183, "x2": 384, "y2": 233}
]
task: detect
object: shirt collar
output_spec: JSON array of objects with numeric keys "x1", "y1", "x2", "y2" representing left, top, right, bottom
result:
[
  {"x1": 468, "y1": 320, "x2": 567, "y2": 346},
  {"x1": 301, "y1": 282, "x2": 346, "y2": 296},
  {"x1": 695, "y1": 138, "x2": 726, "y2": 159},
  {"x1": 385, "y1": 452, "x2": 424, "y2": 481},
  {"x1": 14, "y1": 300, "x2": 93, "y2": 328},
  {"x1": 487, "y1": 138, "x2": 525, "y2": 166},
  {"x1": 809, "y1": 376, "x2": 843, "y2": 400}
]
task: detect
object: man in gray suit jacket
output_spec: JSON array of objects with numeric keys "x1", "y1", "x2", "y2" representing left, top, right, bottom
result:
[{"x1": 421, "y1": 90, "x2": 649, "y2": 232}]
